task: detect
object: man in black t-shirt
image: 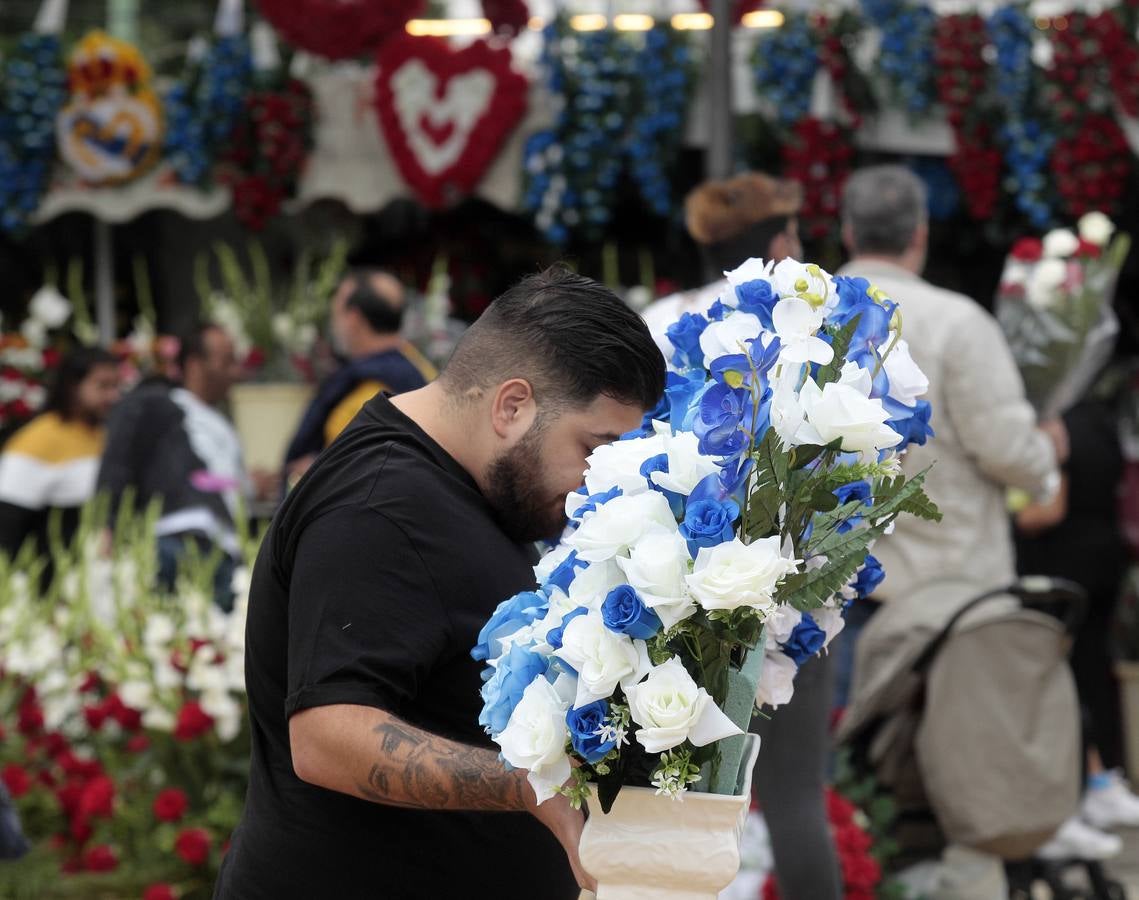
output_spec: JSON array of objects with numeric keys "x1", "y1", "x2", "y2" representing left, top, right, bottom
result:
[{"x1": 215, "y1": 266, "x2": 666, "y2": 899}]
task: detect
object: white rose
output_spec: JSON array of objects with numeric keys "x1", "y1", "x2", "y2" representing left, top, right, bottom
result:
[
  {"x1": 811, "y1": 605, "x2": 846, "y2": 648},
  {"x1": 496, "y1": 677, "x2": 572, "y2": 804},
  {"x1": 29, "y1": 285, "x2": 72, "y2": 329},
  {"x1": 799, "y1": 378, "x2": 902, "y2": 457},
  {"x1": 625, "y1": 656, "x2": 742, "y2": 754},
  {"x1": 1026, "y1": 258, "x2": 1067, "y2": 310},
  {"x1": 566, "y1": 491, "x2": 677, "y2": 563},
  {"x1": 685, "y1": 536, "x2": 800, "y2": 617},
  {"x1": 699, "y1": 312, "x2": 763, "y2": 363},
  {"x1": 1078, "y1": 211, "x2": 1115, "y2": 246},
  {"x1": 534, "y1": 544, "x2": 575, "y2": 585},
  {"x1": 765, "y1": 605, "x2": 803, "y2": 646},
  {"x1": 581, "y1": 432, "x2": 668, "y2": 498},
  {"x1": 724, "y1": 257, "x2": 775, "y2": 292},
  {"x1": 566, "y1": 557, "x2": 624, "y2": 608},
  {"x1": 755, "y1": 651, "x2": 798, "y2": 709},
  {"x1": 616, "y1": 530, "x2": 697, "y2": 630},
  {"x1": 1042, "y1": 228, "x2": 1079, "y2": 259},
  {"x1": 769, "y1": 368, "x2": 824, "y2": 449},
  {"x1": 649, "y1": 430, "x2": 721, "y2": 496},
  {"x1": 772, "y1": 298, "x2": 834, "y2": 366},
  {"x1": 882, "y1": 338, "x2": 929, "y2": 407},
  {"x1": 553, "y1": 611, "x2": 652, "y2": 708}
]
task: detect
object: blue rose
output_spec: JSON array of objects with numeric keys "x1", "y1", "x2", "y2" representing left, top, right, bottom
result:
[
  {"x1": 852, "y1": 554, "x2": 885, "y2": 599},
  {"x1": 886, "y1": 398, "x2": 934, "y2": 451},
  {"x1": 666, "y1": 371, "x2": 710, "y2": 432},
  {"x1": 547, "y1": 606, "x2": 590, "y2": 650},
  {"x1": 625, "y1": 391, "x2": 670, "y2": 438},
  {"x1": 471, "y1": 590, "x2": 548, "y2": 662},
  {"x1": 782, "y1": 613, "x2": 827, "y2": 665},
  {"x1": 735, "y1": 279, "x2": 779, "y2": 328},
  {"x1": 566, "y1": 700, "x2": 617, "y2": 764},
  {"x1": 834, "y1": 480, "x2": 873, "y2": 534},
  {"x1": 478, "y1": 644, "x2": 550, "y2": 737},
  {"x1": 707, "y1": 299, "x2": 730, "y2": 322},
  {"x1": 640, "y1": 453, "x2": 684, "y2": 517},
  {"x1": 679, "y1": 497, "x2": 740, "y2": 558},
  {"x1": 601, "y1": 585, "x2": 663, "y2": 639},
  {"x1": 694, "y1": 383, "x2": 754, "y2": 458},
  {"x1": 543, "y1": 550, "x2": 587, "y2": 595},
  {"x1": 666, "y1": 312, "x2": 708, "y2": 370}
]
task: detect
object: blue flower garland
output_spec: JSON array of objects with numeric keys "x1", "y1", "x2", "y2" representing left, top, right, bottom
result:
[
  {"x1": 625, "y1": 26, "x2": 692, "y2": 217},
  {"x1": 752, "y1": 12, "x2": 819, "y2": 127},
  {"x1": 0, "y1": 34, "x2": 67, "y2": 233},
  {"x1": 987, "y1": 6, "x2": 1053, "y2": 229},
  {"x1": 860, "y1": 0, "x2": 936, "y2": 118},
  {"x1": 165, "y1": 35, "x2": 253, "y2": 186}
]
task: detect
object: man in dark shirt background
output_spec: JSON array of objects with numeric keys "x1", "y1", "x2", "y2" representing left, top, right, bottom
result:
[{"x1": 215, "y1": 266, "x2": 666, "y2": 899}]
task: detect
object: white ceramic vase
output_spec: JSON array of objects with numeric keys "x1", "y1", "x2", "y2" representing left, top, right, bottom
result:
[{"x1": 578, "y1": 733, "x2": 761, "y2": 900}]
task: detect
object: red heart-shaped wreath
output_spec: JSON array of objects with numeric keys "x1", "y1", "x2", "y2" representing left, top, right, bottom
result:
[
  {"x1": 254, "y1": 0, "x2": 422, "y2": 60},
  {"x1": 375, "y1": 35, "x2": 529, "y2": 209}
]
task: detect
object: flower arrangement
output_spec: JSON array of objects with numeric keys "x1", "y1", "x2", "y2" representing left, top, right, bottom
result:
[
  {"x1": 194, "y1": 237, "x2": 347, "y2": 381},
  {"x1": 252, "y1": 0, "x2": 422, "y2": 61},
  {"x1": 0, "y1": 498, "x2": 256, "y2": 896},
  {"x1": 995, "y1": 213, "x2": 1130, "y2": 419},
  {"x1": 0, "y1": 33, "x2": 67, "y2": 234},
  {"x1": 861, "y1": 0, "x2": 937, "y2": 119},
  {"x1": 781, "y1": 117, "x2": 854, "y2": 241},
  {"x1": 475, "y1": 257, "x2": 939, "y2": 811},
  {"x1": 752, "y1": 13, "x2": 819, "y2": 128}
]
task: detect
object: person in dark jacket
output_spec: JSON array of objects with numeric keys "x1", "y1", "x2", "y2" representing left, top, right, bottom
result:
[
  {"x1": 96, "y1": 324, "x2": 247, "y2": 609},
  {"x1": 283, "y1": 269, "x2": 436, "y2": 489},
  {"x1": 0, "y1": 346, "x2": 120, "y2": 559}
]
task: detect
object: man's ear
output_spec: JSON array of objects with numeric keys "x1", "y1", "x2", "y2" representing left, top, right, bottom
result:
[{"x1": 489, "y1": 378, "x2": 538, "y2": 442}]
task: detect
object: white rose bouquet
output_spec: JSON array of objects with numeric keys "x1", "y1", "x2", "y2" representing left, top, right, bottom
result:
[
  {"x1": 474, "y1": 257, "x2": 939, "y2": 812},
  {"x1": 995, "y1": 212, "x2": 1130, "y2": 418}
]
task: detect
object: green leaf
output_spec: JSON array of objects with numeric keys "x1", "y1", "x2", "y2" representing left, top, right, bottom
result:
[
  {"x1": 776, "y1": 527, "x2": 878, "y2": 611},
  {"x1": 808, "y1": 489, "x2": 840, "y2": 513},
  {"x1": 816, "y1": 316, "x2": 860, "y2": 386},
  {"x1": 789, "y1": 437, "x2": 843, "y2": 471},
  {"x1": 745, "y1": 429, "x2": 789, "y2": 539},
  {"x1": 805, "y1": 499, "x2": 870, "y2": 552},
  {"x1": 870, "y1": 469, "x2": 941, "y2": 524}
]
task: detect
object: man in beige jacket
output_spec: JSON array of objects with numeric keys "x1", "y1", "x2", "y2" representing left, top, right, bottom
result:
[{"x1": 837, "y1": 164, "x2": 1064, "y2": 899}]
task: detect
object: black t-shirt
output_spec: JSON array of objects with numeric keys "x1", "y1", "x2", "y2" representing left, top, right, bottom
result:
[{"x1": 214, "y1": 395, "x2": 577, "y2": 899}]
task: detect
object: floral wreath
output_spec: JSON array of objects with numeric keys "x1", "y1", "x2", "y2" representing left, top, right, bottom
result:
[{"x1": 253, "y1": 0, "x2": 422, "y2": 60}]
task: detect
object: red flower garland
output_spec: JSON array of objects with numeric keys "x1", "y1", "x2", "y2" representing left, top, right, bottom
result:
[
  {"x1": 780, "y1": 118, "x2": 854, "y2": 240},
  {"x1": 219, "y1": 79, "x2": 314, "y2": 230},
  {"x1": 253, "y1": 0, "x2": 423, "y2": 61},
  {"x1": 1051, "y1": 114, "x2": 1130, "y2": 218},
  {"x1": 374, "y1": 36, "x2": 529, "y2": 209},
  {"x1": 1089, "y1": 11, "x2": 1139, "y2": 118},
  {"x1": 933, "y1": 14, "x2": 1000, "y2": 220}
]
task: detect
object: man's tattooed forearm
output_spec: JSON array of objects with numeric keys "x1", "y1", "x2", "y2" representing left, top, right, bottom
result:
[{"x1": 362, "y1": 721, "x2": 526, "y2": 811}]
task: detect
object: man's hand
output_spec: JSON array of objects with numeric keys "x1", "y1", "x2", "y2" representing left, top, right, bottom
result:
[
  {"x1": 526, "y1": 786, "x2": 596, "y2": 893},
  {"x1": 1039, "y1": 418, "x2": 1070, "y2": 465}
]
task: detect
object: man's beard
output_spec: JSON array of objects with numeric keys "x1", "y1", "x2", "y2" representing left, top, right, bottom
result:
[{"x1": 484, "y1": 426, "x2": 566, "y2": 544}]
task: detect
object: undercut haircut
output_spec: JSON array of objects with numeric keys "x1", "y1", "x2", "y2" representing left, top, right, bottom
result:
[
  {"x1": 439, "y1": 265, "x2": 665, "y2": 414},
  {"x1": 841, "y1": 165, "x2": 928, "y2": 257}
]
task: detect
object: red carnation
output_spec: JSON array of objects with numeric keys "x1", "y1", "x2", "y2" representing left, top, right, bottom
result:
[
  {"x1": 56, "y1": 782, "x2": 84, "y2": 816},
  {"x1": 1010, "y1": 238, "x2": 1044, "y2": 262},
  {"x1": 174, "y1": 827, "x2": 212, "y2": 867},
  {"x1": 70, "y1": 815, "x2": 93, "y2": 844},
  {"x1": 78, "y1": 671, "x2": 101, "y2": 693},
  {"x1": 143, "y1": 885, "x2": 177, "y2": 900},
  {"x1": 82, "y1": 844, "x2": 118, "y2": 872},
  {"x1": 153, "y1": 788, "x2": 189, "y2": 823},
  {"x1": 78, "y1": 775, "x2": 114, "y2": 819},
  {"x1": 83, "y1": 704, "x2": 109, "y2": 731},
  {"x1": 126, "y1": 734, "x2": 151, "y2": 753},
  {"x1": 1, "y1": 763, "x2": 30, "y2": 798},
  {"x1": 174, "y1": 701, "x2": 214, "y2": 741}
]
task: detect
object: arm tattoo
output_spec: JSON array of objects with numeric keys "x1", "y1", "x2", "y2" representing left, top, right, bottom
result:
[{"x1": 354, "y1": 719, "x2": 528, "y2": 813}]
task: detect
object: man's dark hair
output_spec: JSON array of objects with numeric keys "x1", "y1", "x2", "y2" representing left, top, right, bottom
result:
[
  {"x1": 45, "y1": 345, "x2": 117, "y2": 420},
  {"x1": 177, "y1": 323, "x2": 225, "y2": 373},
  {"x1": 343, "y1": 267, "x2": 404, "y2": 335},
  {"x1": 440, "y1": 265, "x2": 665, "y2": 413}
]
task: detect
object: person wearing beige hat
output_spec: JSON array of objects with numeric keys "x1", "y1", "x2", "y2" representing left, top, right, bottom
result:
[
  {"x1": 642, "y1": 171, "x2": 804, "y2": 361},
  {"x1": 641, "y1": 172, "x2": 843, "y2": 900}
]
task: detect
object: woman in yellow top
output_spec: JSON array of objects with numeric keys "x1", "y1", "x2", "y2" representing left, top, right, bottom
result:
[
  {"x1": 283, "y1": 269, "x2": 436, "y2": 487},
  {"x1": 0, "y1": 347, "x2": 121, "y2": 558}
]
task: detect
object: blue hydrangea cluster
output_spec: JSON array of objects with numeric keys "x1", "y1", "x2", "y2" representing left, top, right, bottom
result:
[
  {"x1": 165, "y1": 35, "x2": 253, "y2": 186},
  {"x1": 752, "y1": 12, "x2": 819, "y2": 127},
  {"x1": 625, "y1": 27, "x2": 692, "y2": 217},
  {"x1": 987, "y1": 6, "x2": 1054, "y2": 229},
  {"x1": 524, "y1": 21, "x2": 633, "y2": 244},
  {"x1": 0, "y1": 34, "x2": 67, "y2": 233},
  {"x1": 862, "y1": 0, "x2": 936, "y2": 118}
]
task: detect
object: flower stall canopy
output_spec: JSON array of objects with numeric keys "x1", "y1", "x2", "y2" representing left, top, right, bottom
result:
[{"x1": 12, "y1": 0, "x2": 1139, "y2": 233}]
